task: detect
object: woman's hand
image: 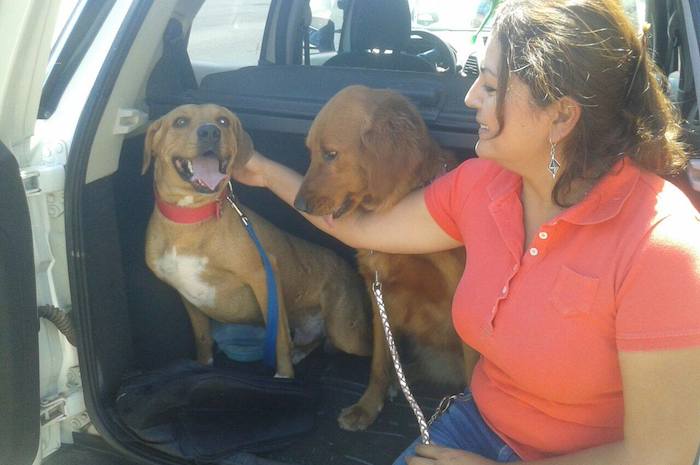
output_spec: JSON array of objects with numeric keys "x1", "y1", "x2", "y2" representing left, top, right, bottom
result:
[
  {"x1": 406, "y1": 445, "x2": 497, "y2": 465},
  {"x1": 232, "y1": 150, "x2": 269, "y2": 188}
]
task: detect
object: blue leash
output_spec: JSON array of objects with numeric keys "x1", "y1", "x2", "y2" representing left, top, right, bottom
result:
[{"x1": 225, "y1": 181, "x2": 278, "y2": 370}]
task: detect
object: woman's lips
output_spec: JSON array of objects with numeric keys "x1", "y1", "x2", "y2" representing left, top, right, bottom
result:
[{"x1": 478, "y1": 123, "x2": 489, "y2": 137}]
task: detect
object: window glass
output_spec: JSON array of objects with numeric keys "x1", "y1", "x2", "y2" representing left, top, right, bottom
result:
[
  {"x1": 309, "y1": 0, "x2": 344, "y2": 57},
  {"x1": 188, "y1": 0, "x2": 272, "y2": 68},
  {"x1": 309, "y1": 0, "x2": 492, "y2": 68},
  {"x1": 51, "y1": 0, "x2": 82, "y2": 51},
  {"x1": 408, "y1": 0, "x2": 493, "y2": 67},
  {"x1": 622, "y1": 0, "x2": 646, "y2": 31}
]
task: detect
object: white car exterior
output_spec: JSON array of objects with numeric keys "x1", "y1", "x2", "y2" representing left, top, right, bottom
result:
[{"x1": 0, "y1": 1, "x2": 698, "y2": 464}]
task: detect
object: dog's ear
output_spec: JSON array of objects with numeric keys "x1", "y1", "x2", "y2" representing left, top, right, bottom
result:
[
  {"x1": 232, "y1": 118, "x2": 254, "y2": 169},
  {"x1": 360, "y1": 93, "x2": 427, "y2": 207},
  {"x1": 142, "y1": 118, "x2": 164, "y2": 175}
]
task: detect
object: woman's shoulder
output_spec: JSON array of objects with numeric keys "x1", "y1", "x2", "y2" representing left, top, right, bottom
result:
[
  {"x1": 633, "y1": 171, "x2": 700, "y2": 250},
  {"x1": 455, "y1": 156, "x2": 501, "y2": 173},
  {"x1": 448, "y1": 157, "x2": 506, "y2": 185},
  {"x1": 636, "y1": 170, "x2": 699, "y2": 220}
]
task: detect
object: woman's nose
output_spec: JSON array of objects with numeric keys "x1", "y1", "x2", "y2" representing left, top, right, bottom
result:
[{"x1": 464, "y1": 81, "x2": 480, "y2": 109}]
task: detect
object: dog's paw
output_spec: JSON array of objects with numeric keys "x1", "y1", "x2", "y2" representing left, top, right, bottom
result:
[{"x1": 337, "y1": 403, "x2": 381, "y2": 431}]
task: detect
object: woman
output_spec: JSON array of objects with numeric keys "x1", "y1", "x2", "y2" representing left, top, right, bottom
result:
[{"x1": 234, "y1": 0, "x2": 700, "y2": 463}]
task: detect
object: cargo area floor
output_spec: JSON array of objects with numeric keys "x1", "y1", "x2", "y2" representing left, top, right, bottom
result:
[{"x1": 48, "y1": 350, "x2": 449, "y2": 465}]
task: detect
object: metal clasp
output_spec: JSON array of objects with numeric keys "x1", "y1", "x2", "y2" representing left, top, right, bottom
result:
[
  {"x1": 427, "y1": 393, "x2": 464, "y2": 427},
  {"x1": 226, "y1": 180, "x2": 249, "y2": 226}
]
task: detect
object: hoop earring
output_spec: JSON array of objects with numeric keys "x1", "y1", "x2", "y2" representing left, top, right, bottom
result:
[{"x1": 548, "y1": 141, "x2": 560, "y2": 179}]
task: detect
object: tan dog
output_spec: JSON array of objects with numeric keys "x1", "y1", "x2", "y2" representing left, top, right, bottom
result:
[
  {"x1": 294, "y1": 86, "x2": 480, "y2": 430},
  {"x1": 143, "y1": 104, "x2": 372, "y2": 377}
]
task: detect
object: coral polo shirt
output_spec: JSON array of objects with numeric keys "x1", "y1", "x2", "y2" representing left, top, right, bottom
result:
[{"x1": 424, "y1": 157, "x2": 700, "y2": 460}]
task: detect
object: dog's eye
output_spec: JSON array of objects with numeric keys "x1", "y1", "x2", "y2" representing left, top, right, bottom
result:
[
  {"x1": 322, "y1": 151, "x2": 338, "y2": 162},
  {"x1": 173, "y1": 117, "x2": 189, "y2": 128},
  {"x1": 217, "y1": 117, "x2": 230, "y2": 127}
]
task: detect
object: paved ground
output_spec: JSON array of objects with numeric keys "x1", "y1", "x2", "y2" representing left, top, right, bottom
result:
[{"x1": 188, "y1": 0, "x2": 270, "y2": 68}]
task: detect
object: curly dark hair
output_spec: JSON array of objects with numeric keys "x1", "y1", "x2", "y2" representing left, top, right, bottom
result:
[{"x1": 491, "y1": 0, "x2": 688, "y2": 206}]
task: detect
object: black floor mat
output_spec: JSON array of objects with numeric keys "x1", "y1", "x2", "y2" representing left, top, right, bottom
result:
[
  {"x1": 106, "y1": 348, "x2": 454, "y2": 465},
  {"x1": 258, "y1": 351, "x2": 445, "y2": 465}
]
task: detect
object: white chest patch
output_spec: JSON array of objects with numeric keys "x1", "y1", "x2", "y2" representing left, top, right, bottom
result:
[{"x1": 155, "y1": 247, "x2": 216, "y2": 308}]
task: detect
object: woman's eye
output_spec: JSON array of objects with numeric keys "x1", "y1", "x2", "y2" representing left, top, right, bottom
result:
[
  {"x1": 322, "y1": 151, "x2": 338, "y2": 162},
  {"x1": 217, "y1": 117, "x2": 230, "y2": 127},
  {"x1": 484, "y1": 85, "x2": 497, "y2": 94},
  {"x1": 173, "y1": 117, "x2": 189, "y2": 128}
]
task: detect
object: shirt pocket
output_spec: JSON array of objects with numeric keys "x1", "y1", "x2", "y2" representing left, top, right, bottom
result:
[{"x1": 549, "y1": 265, "x2": 600, "y2": 316}]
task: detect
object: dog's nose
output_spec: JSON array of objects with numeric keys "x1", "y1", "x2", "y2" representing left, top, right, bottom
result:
[
  {"x1": 197, "y1": 124, "x2": 221, "y2": 143},
  {"x1": 293, "y1": 194, "x2": 310, "y2": 213}
]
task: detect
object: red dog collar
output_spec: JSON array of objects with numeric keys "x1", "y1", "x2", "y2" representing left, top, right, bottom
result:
[{"x1": 155, "y1": 187, "x2": 228, "y2": 224}]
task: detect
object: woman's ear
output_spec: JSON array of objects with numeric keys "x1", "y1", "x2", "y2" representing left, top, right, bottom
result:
[
  {"x1": 549, "y1": 96, "x2": 581, "y2": 143},
  {"x1": 142, "y1": 118, "x2": 164, "y2": 175}
]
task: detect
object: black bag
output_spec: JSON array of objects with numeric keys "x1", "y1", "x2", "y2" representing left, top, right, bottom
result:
[{"x1": 115, "y1": 359, "x2": 320, "y2": 463}]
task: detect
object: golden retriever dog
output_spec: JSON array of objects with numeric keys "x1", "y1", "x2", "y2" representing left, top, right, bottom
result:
[
  {"x1": 143, "y1": 104, "x2": 371, "y2": 378},
  {"x1": 294, "y1": 86, "x2": 479, "y2": 430}
]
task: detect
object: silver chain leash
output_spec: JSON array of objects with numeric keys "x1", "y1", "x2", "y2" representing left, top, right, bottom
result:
[{"x1": 372, "y1": 272, "x2": 431, "y2": 445}]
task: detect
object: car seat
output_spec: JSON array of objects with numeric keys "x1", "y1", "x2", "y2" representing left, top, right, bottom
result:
[{"x1": 323, "y1": 0, "x2": 434, "y2": 72}]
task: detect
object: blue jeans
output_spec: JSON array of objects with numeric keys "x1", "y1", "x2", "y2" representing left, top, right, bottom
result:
[{"x1": 392, "y1": 390, "x2": 520, "y2": 464}]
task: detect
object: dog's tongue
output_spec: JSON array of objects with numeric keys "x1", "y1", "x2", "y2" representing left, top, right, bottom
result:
[
  {"x1": 192, "y1": 157, "x2": 227, "y2": 190},
  {"x1": 322, "y1": 214, "x2": 335, "y2": 229}
]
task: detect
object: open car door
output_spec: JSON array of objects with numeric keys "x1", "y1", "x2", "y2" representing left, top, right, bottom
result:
[
  {"x1": 0, "y1": 2, "x2": 63, "y2": 464},
  {"x1": 0, "y1": 140, "x2": 40, "y2": 465}
]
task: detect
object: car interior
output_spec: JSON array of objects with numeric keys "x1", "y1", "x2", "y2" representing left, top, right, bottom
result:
[{"x1": 57, "y1": 0, "x2": 698, "y2": 464}]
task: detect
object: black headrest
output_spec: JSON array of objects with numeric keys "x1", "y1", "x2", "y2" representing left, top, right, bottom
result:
[{"x1": 349, "y1": 0, "x2": 411, "y2": 52}]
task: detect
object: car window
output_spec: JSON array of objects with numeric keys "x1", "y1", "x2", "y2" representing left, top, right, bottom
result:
[
  {"x1": 51, "y1": 0, "x2": 82, "y2": 52},
  {"x1": 408, "y1": 0, "x2": 494, "y2": 67},
  {"x1": 621, "y1": 0, "x2": 646, "y2": 31},
  {"x1": 306, "y1": 0, "x2": 493, "y2": 69},
  {"x1": 39, "y1": 0, "x2": 116, "y2": 119},
  {"x1": 308, "y1": 0, "x2": 345, "y2": 58},
  {"x1": 188, "y1": 0, "x2": 273, "y2": 69}
]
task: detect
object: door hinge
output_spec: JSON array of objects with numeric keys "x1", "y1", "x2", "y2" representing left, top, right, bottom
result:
[
  {"x1": 39, "y1": 388, "x2": 86, "y2": 427},
  {"x1": 40, "y1": 396, "x2": 67, "y2": 427},
  {"x1": 20, "y1": 170, "x2": 41, "y2": 194},
  {"x1": 19, "y1": 164, "x2": 65, "y2": 195}
]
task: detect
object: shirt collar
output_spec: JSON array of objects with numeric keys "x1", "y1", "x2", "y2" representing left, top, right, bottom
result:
[{"x1": 486, "y1": 157, "x2": 640, "y2": 225}]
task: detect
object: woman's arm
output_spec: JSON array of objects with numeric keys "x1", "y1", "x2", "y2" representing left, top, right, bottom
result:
[{"x1": 234, "y1": 151, "x2": 462, "y2": 254}]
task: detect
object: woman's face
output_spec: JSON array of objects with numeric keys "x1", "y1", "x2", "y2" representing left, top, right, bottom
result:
[{"x1": 464, "y1": 38, "x2": 553, "y2": 178}]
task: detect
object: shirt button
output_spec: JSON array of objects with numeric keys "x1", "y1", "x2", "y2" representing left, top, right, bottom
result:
[
  {"x1": 529, "y1": 247, "x2": 539, "y2": 256},
  {"x1": 501, "y1": 286, "x2": 508, "y2": 295},
  {"x1": 538, "y1": 231, "x2": 548, "y2": 240}
]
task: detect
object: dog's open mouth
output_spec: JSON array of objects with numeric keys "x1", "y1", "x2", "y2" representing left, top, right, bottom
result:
[
  {"x1": 173, "y1": 152, "x2": 229, "y2": 194},
  {"x1": 332, "y1": 196, "x2": 354, "y2": 219},
  {"x1": 322, "y1": 196, "x2": 354, "y2": 228}
]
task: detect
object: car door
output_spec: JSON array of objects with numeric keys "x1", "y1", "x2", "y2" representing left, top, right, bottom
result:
[
  {"x1": 682, "y1": 0, "x2": 700, "y2": 209},
  {"x1": 0, "y1": 2, "x2": 65, "y2": 464}
]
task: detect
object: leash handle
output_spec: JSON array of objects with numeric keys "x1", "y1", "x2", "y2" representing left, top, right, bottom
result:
[{"x1": 226, "y1": 182, "x2": 278, "y2": 370}]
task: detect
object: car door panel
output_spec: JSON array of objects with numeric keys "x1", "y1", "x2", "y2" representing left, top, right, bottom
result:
[{"x1": 0, "y1": 141, "x2": 40, "y2": 465}]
